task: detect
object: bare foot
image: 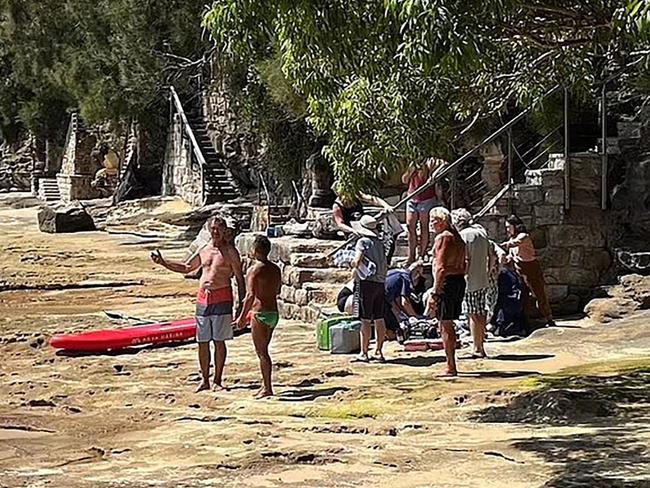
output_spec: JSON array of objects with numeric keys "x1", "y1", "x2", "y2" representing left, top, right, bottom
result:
[
  {"x1": 461, "y1": 352, "x2": 487, "y2": 360},
  {"x1": 254, "y1": 390, "x2": 273, "y2": 399},
  {"x1": 195, "y1": 381, "x2": 210, "y2": 392},
  {"x1": 212, "y1": 383, "x2": 229, "y2": 392},
  {"x1": 436, "y1": 368, "x2": 458, "y2": 378}
]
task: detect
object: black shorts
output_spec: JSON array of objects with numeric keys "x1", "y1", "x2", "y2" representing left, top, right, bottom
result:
[
  {"x1": 438, "y1": 275, "x2": 466, "y2": 321},
  {"x1": 337, "y1": 287, "x2": 353, "y2": 313},
  {"x1": 358, "y1": 280, "x2": 385, "y2": 321}
]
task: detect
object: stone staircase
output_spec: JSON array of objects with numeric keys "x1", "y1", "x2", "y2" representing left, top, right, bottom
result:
[
  {"x1": 237, "y1": 234, "x2": 349, "y2": 322},
  {"x1": 269, "y1": 205, "x2": 293, "y2": 227},
  {"x1": 37, "y1": 178, "x2": 61, "y2": 202},
  {"x1": 186, "y1": 111, "x2": 239, "y2": 204}
]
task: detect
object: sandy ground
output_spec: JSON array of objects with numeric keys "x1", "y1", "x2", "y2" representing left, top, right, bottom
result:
[{"x1": 0, "y1": 195, "x2": 649, "y2": 488}]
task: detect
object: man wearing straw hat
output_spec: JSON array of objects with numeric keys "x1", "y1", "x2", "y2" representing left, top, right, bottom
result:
[{"x1": 351, "y1": 215, "x2": 388, "y2": 362}]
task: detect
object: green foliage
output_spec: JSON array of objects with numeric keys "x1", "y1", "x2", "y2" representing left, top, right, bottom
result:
[
  {"x1": 0, "y1": 0, "x2": 210, "y2": 143},
  {"x1": 214, "y1": 55, "x2": 319, "y2": 193},
  {"x1": 205, "y1": 0, "x2": 650, "y2": 195}
]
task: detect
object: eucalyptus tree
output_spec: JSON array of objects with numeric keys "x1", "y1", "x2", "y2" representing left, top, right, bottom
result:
[{"x1": 205, "y1": 1, "x2": 650, "y2": 194}]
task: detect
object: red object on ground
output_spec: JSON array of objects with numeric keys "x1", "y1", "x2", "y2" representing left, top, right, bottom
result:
[
  {"x1": 49, "y1": 318, "x2": 196, "y2": 352},
  {"x1": 403, "y1": 339, "x2": 445, "y2": 352}
]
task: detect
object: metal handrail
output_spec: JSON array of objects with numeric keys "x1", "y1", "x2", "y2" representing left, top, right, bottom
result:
[
  {"x1": 390, "y1": 84, "x2": 562, "y2": 211},
  {"x1": 291, "y1": 180, "x2": 308, "y2": 216},
  {"x1": 258, "y1": 171, "x2": 272, "y2": 229},
  {"x1": 169, "y1": 86, "x2": 207, "y2": 169},
  {"x1": 326, "y1": 85, "x2": 563, "y2": 258}
]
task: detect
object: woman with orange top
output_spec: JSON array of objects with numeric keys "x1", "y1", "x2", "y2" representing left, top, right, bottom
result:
[
  {"x1": 402, "y1": 158, "x2": 446, "y2": 265},
  {"x1": 500, "y1": 215, "x2": 555, "y2": 327}
]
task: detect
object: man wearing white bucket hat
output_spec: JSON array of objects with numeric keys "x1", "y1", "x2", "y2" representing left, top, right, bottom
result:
[{"x1": 351, "y1": 215, "x2": 388, "y2": 362}]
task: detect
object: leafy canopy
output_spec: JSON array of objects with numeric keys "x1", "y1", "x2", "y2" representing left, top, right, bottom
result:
[
  {"x1": 205, "y1": 1, "x2": 650, "y2": 194},
  {"x1": 0, "y1": 0, "x2": 210, "y2": 142}
]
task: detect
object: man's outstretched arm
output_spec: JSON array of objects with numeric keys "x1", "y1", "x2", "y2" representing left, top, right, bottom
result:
[{"x1": 152, "y1": 252, "x2": 201, "y2": 275}]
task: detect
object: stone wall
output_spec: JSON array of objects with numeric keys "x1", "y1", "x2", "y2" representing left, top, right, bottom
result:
[
  {"x1": 202, "y1": 90, "x2": 261, "y2": 192},
  {"x1": 57, "y1": 116, "x2": 102, "y2": 203},
  {"x1": 162, "y1": 115, "x2": 203, "y2": 207},
  {"x1": 479, "y1": 154, "x2": 611, "y2": 315},
  {"x1": 236, "y1": 234, "x2": 347, "y2": 322}
]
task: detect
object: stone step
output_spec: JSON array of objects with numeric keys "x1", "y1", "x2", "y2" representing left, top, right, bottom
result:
[
  {"x1": 289, "y1": 253, "x2": 330, "y2": 268},
  {"x1": 302, "y1": 282, "x2": 343, "y2": 306},
  {"x1": 237, "y1": 234, "x2": 342, "y2": 263},
  {"x1": 282, "y1": 265, "x2": 351, "y2": 288},
  {"x1": 278, "y1": 301, "x2": 323, "y2": 323}
]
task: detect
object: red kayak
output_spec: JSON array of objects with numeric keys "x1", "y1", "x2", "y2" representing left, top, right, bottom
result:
[{"x1": 49, "y1": 318, "x2": 196, "y2": 352}]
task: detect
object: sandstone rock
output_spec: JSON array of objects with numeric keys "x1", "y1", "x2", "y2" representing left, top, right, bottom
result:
[
  {"x1": 240, "y1": 236, "x2": 340, "y2": 264},
  {"x1": 290, "y1": 253, "x2": 330, "y2": 268},
  {"x1": 551, "y1": 293, "x2": 581, "y2": 316},
  {"x1": 547, "y1": 225, "x2": 605, "y2": 248},
  {"x1": 538, "y1": 247, "x2": 569, "y2": 269},
  {"x1": 584, "y1": 297, "x2": 635, "y2": 323},
  {"x1": 569, "y1": 248, "x2": 584, "y2": 267},
  {"x1": 544, "y1": 188, "x2": 565, "y2": 205},
  {"x1": 282, "y1": 219, "x2": 313, "y2": 238},
  {"x1": 584, "y1": 274, "x2": 650, "y2": 323},
  {"x1": 38, "y1": 203, "x2": 96, "y2": 233},
  {"x1": 546, "y1": 285, "x2": 569, "y2": 304},
  {"x1": 525, "y1": 168, "x2": 564, "y2": 188},
  {"x1": 533, "y1": 205, "x2": 564, "y2": 226},
  {"x1": 513, "y1": 187, "x2": 542, "y2": 205},
  {"x1": 312, "y1": 211, "x2": 341, "y2": 239},
  {"x1": 544, "y1": 267, "x2": 598, "y2": 287},
  {"x1": 304, "y1": 282, "x2": 343, "y2": 305},
  {"x1": 283, "y1": 266, "x2": 351, "y2": 288},
  {"x1": 583, "y1": 249, "x2": 612, "y2": 272}
]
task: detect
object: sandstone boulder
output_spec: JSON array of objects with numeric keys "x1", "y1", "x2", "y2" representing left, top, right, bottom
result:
[
  {"x1": 312, "y1": 211, "x2": 341, "y2": 239},
  {"x1": 38, "y1": 203, "x2": 96, "y2": 233}
]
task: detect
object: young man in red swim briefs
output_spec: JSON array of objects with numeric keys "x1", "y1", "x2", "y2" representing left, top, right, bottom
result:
[
  {"x1": 152, "y1": 216, "x2": 245, "y2": 392},
  {"x1": 235, "y1": 235, "x2": 281, "y2": 399}
]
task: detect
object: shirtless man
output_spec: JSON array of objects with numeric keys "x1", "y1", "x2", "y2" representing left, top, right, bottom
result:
[
  {"x1": 151, "y1": 216, "x2": 245, "y2": 392},
  {"x1": 234, "y1": 235, "x2": 281, "y2": 399}
]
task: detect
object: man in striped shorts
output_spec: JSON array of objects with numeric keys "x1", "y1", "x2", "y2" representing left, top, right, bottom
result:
[
  {"x1": 452, "y1": 208, "x2": 492, "y2": 359},
  {"x1": 152, "y1": 216, "x2": 245, "y2": 392}
]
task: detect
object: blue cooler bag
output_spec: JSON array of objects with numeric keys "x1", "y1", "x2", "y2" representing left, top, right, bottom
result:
[{"x1": 330, "y1": 320, "x2": 361, "y2": 354}]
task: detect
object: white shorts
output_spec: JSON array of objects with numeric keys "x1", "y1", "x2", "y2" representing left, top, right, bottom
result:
[{"x1": 195, "y1": 314, "x2": 233, "y2": 343}]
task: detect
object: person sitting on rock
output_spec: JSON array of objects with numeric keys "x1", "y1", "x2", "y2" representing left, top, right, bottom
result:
[
  {"x1": 234, "y1": 235, "x2": 282, "y2": 399},
  {"x1": 500, "y1": 215, "x2": 555, "y2": 328},
  {"x1": 331, "y1": 183, "x2": 400, "y2": 264}
]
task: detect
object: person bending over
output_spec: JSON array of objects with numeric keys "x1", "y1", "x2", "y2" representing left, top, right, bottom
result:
[
  {"x1": 235, "y1": 235, "x2": 282, "y2": 399},
  {"x1": 428, "y1": 207, "x2": 466, "y2": 377},
  {"x1": 500, "y1": 215, "x2": 555, "y2": 327},
  {"x1": 384, "y1": 262, "x2": 424, "y2": 339},
  {"x1": 336, "y1": 280, "x2": 355, "y2": 315},
  {"x1": 151, "y1": 216, "x2": 245, "y2": 392}
]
